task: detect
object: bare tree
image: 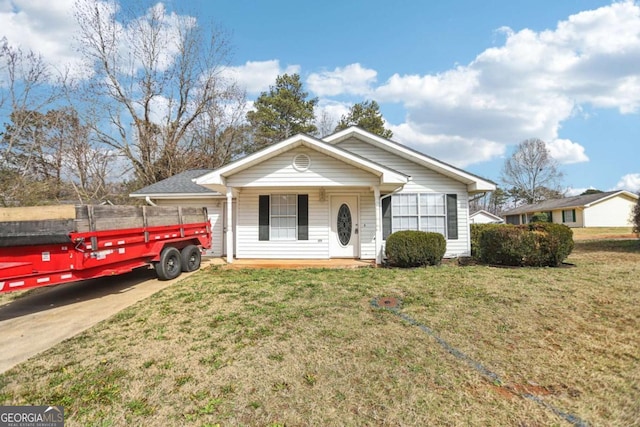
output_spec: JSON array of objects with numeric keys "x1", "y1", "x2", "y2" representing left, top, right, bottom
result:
[
  {"x1": 48, "y1": 108, "x2": 118, "y2": 203},
  {"x1": 74, "y1": 0, "x2": 237, "y2": 187},
  {"x1": 0, "y1": 39, "x2": 65, "y2": 206},
  {"x1": 500, "y1": 138, "x2": 563, "y2": 205},
  {"x1": 315, "y1": 109, "x2": 336, "y2": 138},
  {"x1": 186, "y1": 86, "x2": 250, "y2": 169}
]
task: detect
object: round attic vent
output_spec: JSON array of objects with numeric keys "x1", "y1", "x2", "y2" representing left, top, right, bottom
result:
[{"x1": 293, "y1": 153, "x2": 311, "y2": 171}]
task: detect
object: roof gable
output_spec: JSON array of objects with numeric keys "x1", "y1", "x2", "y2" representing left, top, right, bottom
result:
[
  {"x1": 195, "y1": 133, "x2": 409, "y2": 190},
  {"x1": 323, "y1": 127, "x2": 496, "y2": 193},
  {"x1": 470, "y1": 210, "x2": 504, "y2": 222}
]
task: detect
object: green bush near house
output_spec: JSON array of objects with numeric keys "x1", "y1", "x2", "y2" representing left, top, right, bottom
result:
[
  {"x1": 470, "y1": 223, "x2": 504, "y2": 261},
  {"x1": 385, "y1": 230, "x2": 446, "y2": 267},
  {"x1": 530, "y1": 212, "x2": 550, "y2": 223},
  {"x1": 473, "y1": 222, "x2": 574, "y2": 267}
]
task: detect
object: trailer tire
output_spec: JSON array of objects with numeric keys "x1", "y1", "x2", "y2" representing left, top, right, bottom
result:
[
  {"x1": 181, "y1": 245, "x2": 201, "y2": 272},
  {"x1": 155, "y1": 246, "x2": 182, "y2": 280}
]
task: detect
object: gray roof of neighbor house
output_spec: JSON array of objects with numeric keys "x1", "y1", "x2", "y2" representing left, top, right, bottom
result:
[
  {"x1": 501, "y1": 190, "x2": 635, "y2": 216},
  {"x1": 130, "y1": 169, "x2": 219, "y2": 196}
]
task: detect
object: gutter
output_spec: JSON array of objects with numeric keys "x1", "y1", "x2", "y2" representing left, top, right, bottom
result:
[{"x1": 380, "y1": 177, "x2": 412, "y2": 201}]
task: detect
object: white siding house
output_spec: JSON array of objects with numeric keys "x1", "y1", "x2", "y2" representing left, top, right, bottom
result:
[
  {"x1": 501, "y1": 191, "x2": 638, "y2": 227},
  {"x1": 470, "y1": 210, "x2": 504, "y2": 224},
  {"x1": 131, "y1": 127, "x2": 496, "y2": 264}
]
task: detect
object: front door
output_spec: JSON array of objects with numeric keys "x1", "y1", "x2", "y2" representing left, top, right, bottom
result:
[{"x1": 330, "y1": 196, "x2": 359, "y2": 258}]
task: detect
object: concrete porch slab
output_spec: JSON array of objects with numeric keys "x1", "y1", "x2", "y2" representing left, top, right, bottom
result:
[{"x1": 206, "y1": 258, "x2": 376, "y2": 269}]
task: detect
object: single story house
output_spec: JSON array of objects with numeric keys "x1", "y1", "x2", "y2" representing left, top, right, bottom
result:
[
  {"x1": 469, "y1": 209, "x2": 504, "y2": 224},
  {"x1": 131, "y1": 127, "x2": 496, "y2": 264},
  {"x1": 501, "y1": 190, "x2": 639, "y2": 227}
]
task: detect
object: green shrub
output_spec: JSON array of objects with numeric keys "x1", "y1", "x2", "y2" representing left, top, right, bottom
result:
[
  {"x1": 385, "y1": 230, "x2": 446, "y2": 267},
  {"x1": 478, "y1": 225, "x2": 528, "y2": 266},
  {"x1": 530, "y1": 212, "x2": 550, "y2": 223},
  {"x1": 527, "y1": 222, "x2": 574, "y2": 266},
  {"x1": 476, "y1": 223, "x2": 573, "y2": 267},
  {"x1": 470, "y1": 223, "x2": 504, "y2": 260}
]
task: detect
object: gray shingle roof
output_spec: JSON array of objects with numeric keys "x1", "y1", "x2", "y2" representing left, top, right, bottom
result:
[
  {"x1": 501, "y1": 191, "x2": 628, "y2": 215},
  {"x1": 130, "y1": 169, "x2": 219, "y2": 195}
]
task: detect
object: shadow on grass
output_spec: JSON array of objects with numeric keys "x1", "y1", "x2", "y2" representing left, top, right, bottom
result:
[{"x1": 574, "y1": 239, "x2": 640, "y2": 253}]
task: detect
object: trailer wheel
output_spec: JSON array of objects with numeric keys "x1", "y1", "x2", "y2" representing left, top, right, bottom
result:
[
  {"x1": 181, "y1": 245, "x2": 201, "y2": 272},
  {"x1": 155, "y1": 246, "x2": 182, "y2": 280}
]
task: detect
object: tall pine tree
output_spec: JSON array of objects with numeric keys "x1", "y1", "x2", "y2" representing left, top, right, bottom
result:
[
  {"x1": 246, "y1": 74, "x2": 317, "y2": 152},
  {"x1": 334, "y1": 100, "x2": 393, "y2": 139}
]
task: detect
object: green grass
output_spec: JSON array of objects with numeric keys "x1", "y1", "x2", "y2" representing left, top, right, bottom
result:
[{"x1": 1, "y1": 240, "x2": 639, "y2": 426}]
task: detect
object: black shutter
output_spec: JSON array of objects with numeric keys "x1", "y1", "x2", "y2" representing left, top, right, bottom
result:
[
  {"x1": 259, "y1": 195, "x2": 270, "y2": 241},
  {"x1": 446, "y1": 194, "x2": 458, "y2": 240},
  {"x1": 382, "y1": 197, "x2": 392, "y2": 240},
  {"x1": 297, "y1": 194, "x2": 308, "y2": 240}
]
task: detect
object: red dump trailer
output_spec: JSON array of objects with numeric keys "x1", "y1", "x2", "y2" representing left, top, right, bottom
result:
[{"x1": 0, "y1": 205, "x2": 212, "y2": 293}]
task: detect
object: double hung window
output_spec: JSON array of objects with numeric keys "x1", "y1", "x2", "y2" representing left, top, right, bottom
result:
[{"x1": 383, "y1": 193, "x2": 456, "y2": 239}]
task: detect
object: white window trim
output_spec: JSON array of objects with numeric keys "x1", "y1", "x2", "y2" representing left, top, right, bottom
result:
[
  {"x1": 390, "y1": 193, "x2": 447, "y2": 237},
  {"x1": 270, "y1": 193, "x2": 297, "y2": 240}
]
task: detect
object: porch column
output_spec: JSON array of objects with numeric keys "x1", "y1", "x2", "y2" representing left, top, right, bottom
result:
[
  {"x1": 374, "y1": 185, "x2": 382, "y2": 265},
  {"x1": 226, "y1": 186, "x2": 233, "y2": 264}
]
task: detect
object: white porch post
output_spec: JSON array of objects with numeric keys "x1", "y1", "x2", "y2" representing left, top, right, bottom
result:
[
  {"x1": 374, "y1": 185, "x2": 382, "y2": 265},
  {"x1": 226, "y1": 186, "x2": 233, "y2": 264}
]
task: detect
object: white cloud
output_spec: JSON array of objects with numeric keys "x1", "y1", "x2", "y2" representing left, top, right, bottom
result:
[
  {"x1": 565, "y1": 187, "x2": 591, "y2": 196},
  {"x1": 316, "y1": 99, "x2": 350, "y2": 120},
  {"x1": 0, "y1": 0, "x2": 89, "y2": 78},
  {"x1": 369, "y1": 1, "x2": 640, "y2": 168},
  {"x1": 126, "y1": 3, "x2": 197, "y2": 74},
  {"x1": 390, "y1": 122, "x2": 505, "y2": 168},
  {"x1": 0, "y1": 0, "x2": 199, "y2": 81},
  {"x1": 307, "y1": 63, "x2": 377, "y2": 97},
  {"x1": 546, "y1": 138, "x2": 589, "y2": 164},
  {"x1": 222, "y1": 60, "x2": 300, "y2": 95},
  {"x1": 612, "y1": 173, "x2": 640, "y2": 193}
]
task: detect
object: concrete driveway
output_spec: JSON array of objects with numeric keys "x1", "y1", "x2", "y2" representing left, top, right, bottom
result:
[{"x1": 0, "y1": 261, "x2": 211, "y2": 374}]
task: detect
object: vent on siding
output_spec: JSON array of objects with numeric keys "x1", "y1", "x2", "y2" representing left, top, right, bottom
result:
[{"x1": 293, "y1": 154, "x2": 311, "y2": 171}]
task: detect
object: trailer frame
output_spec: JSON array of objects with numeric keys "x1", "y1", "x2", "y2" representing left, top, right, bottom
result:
[{"x1": 0, "y1": 206, "x2": 212, "y2": 293}]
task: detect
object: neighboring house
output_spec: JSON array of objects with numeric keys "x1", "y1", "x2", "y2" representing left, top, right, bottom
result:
[
  {"x1": 469, "y1": 209, "x2": 504, "y2": 224},
  {"x1": 131, "y1": 127, "x2": 496, "y2": 263},
  {"x1": 501, "y1": 190, "x2": 639, "y2": 227}
]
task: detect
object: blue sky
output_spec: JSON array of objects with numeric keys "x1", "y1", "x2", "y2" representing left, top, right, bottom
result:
[{"x1": 2, "y1": 0, "x2": 639, "y2": 194}]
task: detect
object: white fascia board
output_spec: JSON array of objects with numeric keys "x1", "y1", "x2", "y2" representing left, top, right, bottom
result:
[
  {"x1": 584, "y1": 190, "x2": 638, "y2": 207},
  {"x1": 195, "y1": 133, "x2": 409, "y2": 186},
  {"x1": 467, "y1": 180, "x2": 498, "y2": 193},
  {"x1": 194, "y1": 135, "x2": 311, "y2": 186},
  {"x1": 470, "y1": 210, "x2": 503, "y2": 222},
  {"x1": 324, "y1": 127, "x2": 496, "y2": 192}
]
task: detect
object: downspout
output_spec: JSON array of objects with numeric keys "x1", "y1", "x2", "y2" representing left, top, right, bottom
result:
[
  {"x1": 379, "y1": 177, "x2": 412, "y2": 202},
  {"x1": 469, "y1": 192, "x2": 487, "y2": 203},
  {"x1": 145, "y1": 196, "x2": 158, "y2": 206}
]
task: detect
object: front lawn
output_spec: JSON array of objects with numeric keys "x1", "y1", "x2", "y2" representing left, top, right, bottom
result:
[{"x1": 1, "y1": 240, "x2": 639, "y2": 426}]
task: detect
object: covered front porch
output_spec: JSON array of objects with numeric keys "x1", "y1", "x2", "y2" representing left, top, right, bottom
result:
[{"x1": 194, "y1": 134, "x2": 410, "y2": 265}]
